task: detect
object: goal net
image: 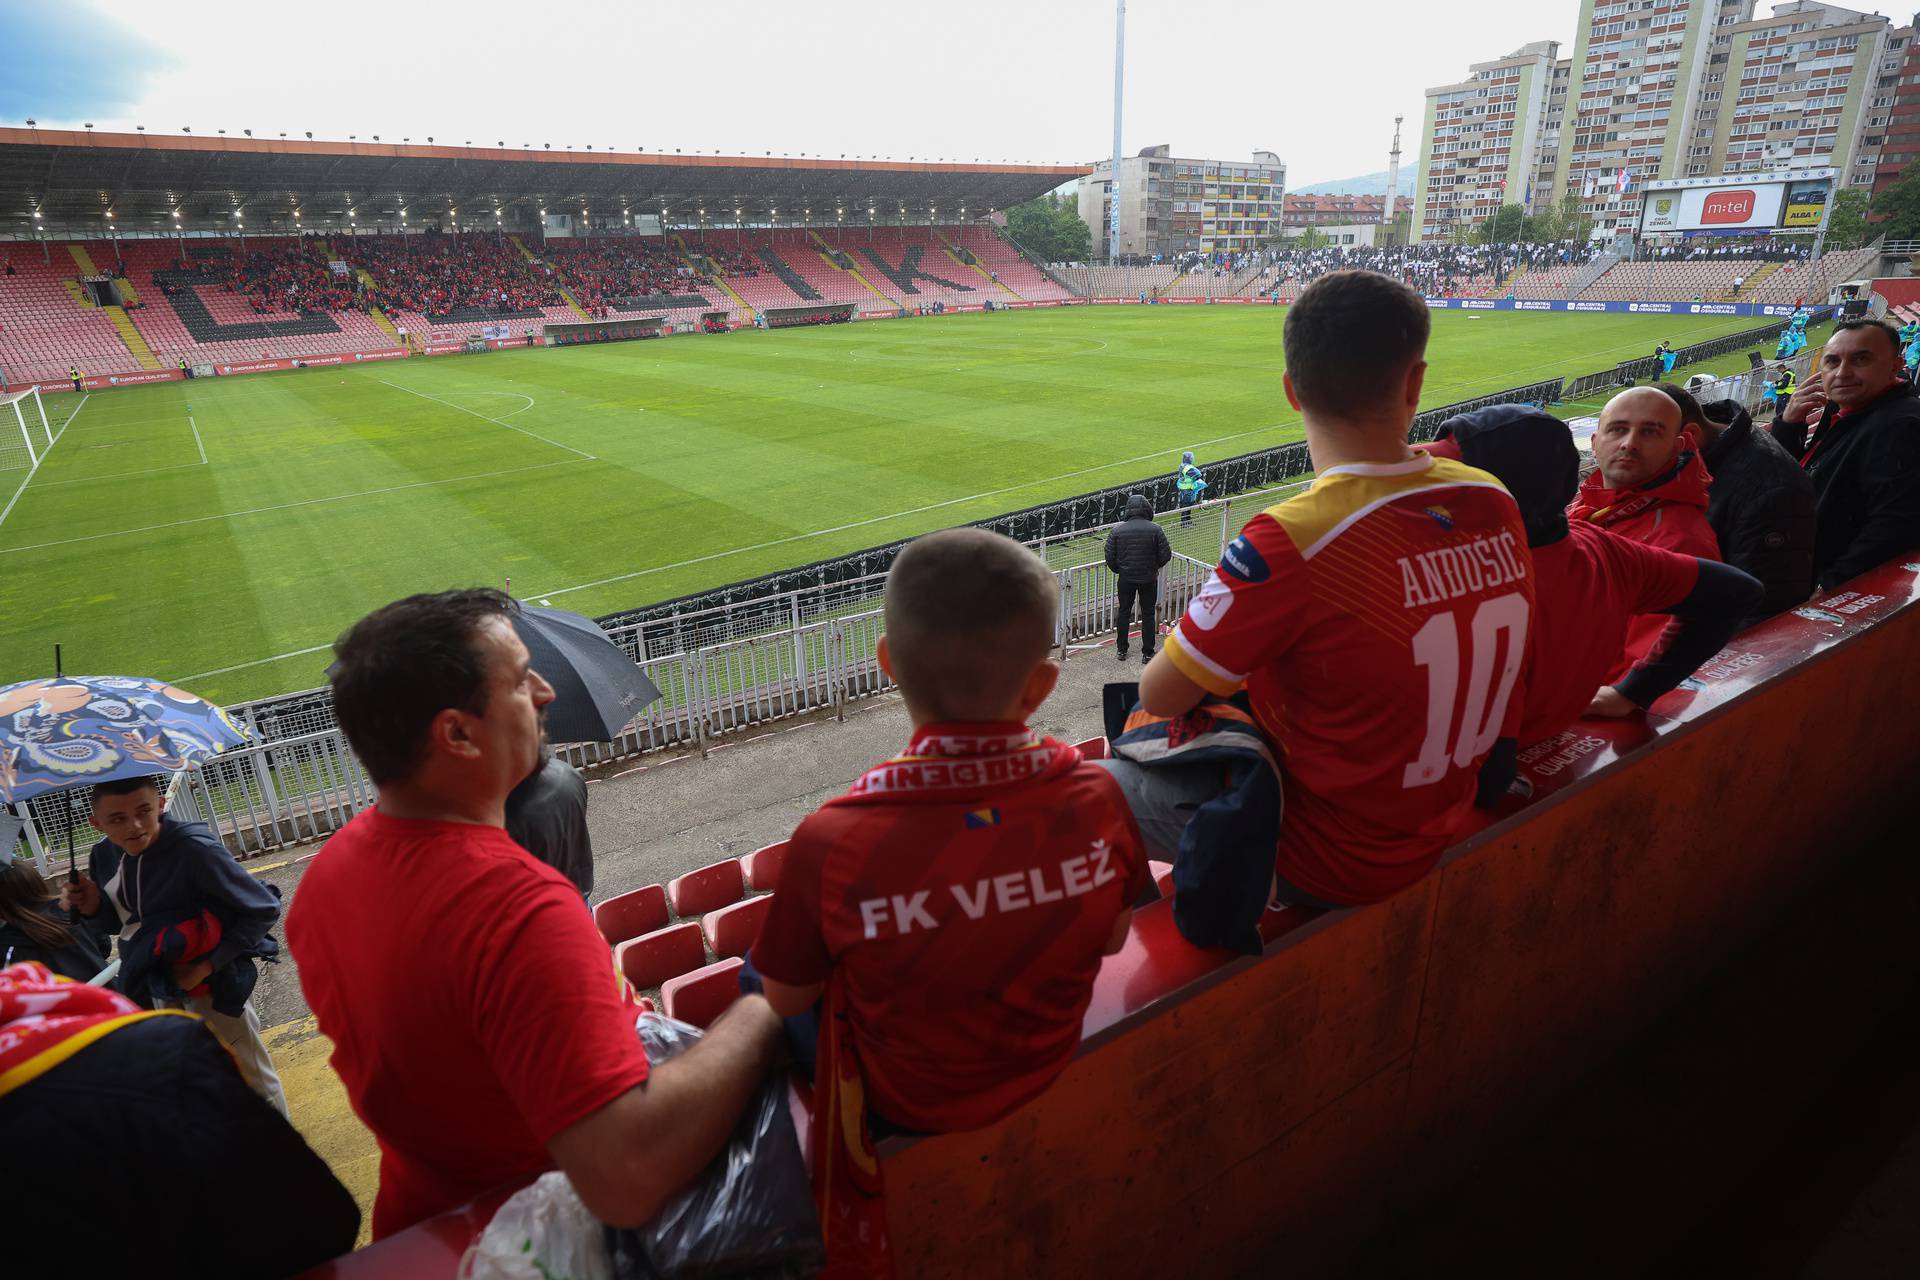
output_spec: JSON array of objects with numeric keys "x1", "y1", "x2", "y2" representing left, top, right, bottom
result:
[{"x1": 0, "y1": 386, "x2": 52, "y2": 473}]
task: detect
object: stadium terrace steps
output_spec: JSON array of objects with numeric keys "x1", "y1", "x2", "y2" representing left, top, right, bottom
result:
[
  {"x1": 66, "y1": 244, "x2": 100, "y2": 278},
  {"x1": 61, "y1": 279, "x2": 94, "y2": 309},
  {"x1": 368, "y1": 307, "x2": 405, "y2": 346},
  {"x1": 1729, "y1": 261, "x2": 1781, "y2": 301},
  {"x1": 0, "y1": 250, "x2": 148, "y2": 384},
  {"x1": 934, "y1": 227, "x2": 1024, "y2": 301},
  {"x1": 103, "y1": 305, "x2": 165, "y2": 370},
  {"x1": 807, "y1": 230, "x2": 900, "y2": 306},
  {"x1": 507, "y1": 235, "x2": 539, "y2": 263},
  {"x1": 555, "y1": 286, "x2": 592, "y2": 321},
  {"x1": 752, "y1": 247, "x2": 825, "y2": 302}
]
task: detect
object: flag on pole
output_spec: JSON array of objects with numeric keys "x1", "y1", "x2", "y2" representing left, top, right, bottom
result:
[
  {"x1": 1617, "y1": 167, "x2": 1630, "y2": 196},
  {"x1": 1583, "y1": 173, "x2": 1598, "y2": 198}
]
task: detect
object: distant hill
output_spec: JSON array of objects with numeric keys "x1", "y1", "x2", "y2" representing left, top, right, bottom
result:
[{"x1": 1292, "y1": 169, "x2": 1419, "y2": 198}]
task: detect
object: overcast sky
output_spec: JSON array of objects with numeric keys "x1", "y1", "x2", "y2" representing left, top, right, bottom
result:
[{"x1": 3, "y1": 0, "x2": 1583, "y2": 188}]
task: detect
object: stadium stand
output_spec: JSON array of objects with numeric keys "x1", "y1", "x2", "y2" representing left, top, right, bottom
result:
[
  {"x1": 0, "y1": 247, "x2": 147, "y2": 384},
  {"x1": 1509, "y1": 262, "x2": 1589, "y2": 299},
  {"x1": 948, "y1": 225, "x2": 1075, "y2": 301},
  {"x1": 1747, "y1": 244, "x2": 1883, "y2": 305}
]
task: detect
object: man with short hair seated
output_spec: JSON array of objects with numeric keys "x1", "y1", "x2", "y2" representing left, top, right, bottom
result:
[
  {"x1": 1771, "y1": 319, "x2": 1920, "y2": 592},
  {"x1": 1421, "y1": 406, "x2": 1762, "y2": 764},
  {"x1": 288, "y1": 589, "x2": 782, "y2": 1239},
  {"x1": 1120, "y1": 270, "x2": 1537, "y2": 911},
  {"x1": 1567, "y1": 387, "x2": 1721, "y2": 681}
]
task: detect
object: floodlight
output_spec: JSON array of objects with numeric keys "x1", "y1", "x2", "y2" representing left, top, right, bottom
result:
[
  {"x1": 244, "y1": 129, "x2": 251, "y2": 136},
  {"x1": 305, "y1": 131, "x2": 312, "y2": 139},
  {"x1": 172, "y1": 209, "x2": 180, "y2": 219},
  {"x1": 84, "y1": 122, "x2": 93, "y2": 129},
  {"x1": 24, "y1": 118, "x2": 34, "y2": 126}
]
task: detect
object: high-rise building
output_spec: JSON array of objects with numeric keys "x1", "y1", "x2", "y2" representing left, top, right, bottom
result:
[
  {"x1": 1413, "y1": 42, "x2": 1566, "y2": 241},
  {"x1": 1696, "y1": 3, "x2": 1896, "y2": 189},
  {"x1": 1079, "y1": 146, "x2": 1286, "y2": 259},
  {"x1": 1871, "y1": 17, "x2": 1919, "y2": 200},
  {"x1": 1554, "y1": 0, "x2": 1758, "y2": 238}
]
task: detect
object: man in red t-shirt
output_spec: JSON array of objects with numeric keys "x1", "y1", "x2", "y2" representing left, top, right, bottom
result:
[
  {"x1": 1421, "y1": 406, "x2": 1762, "y2": 764},
  {"x1": 287, "y1": 589, "x2": 780, "y2": 1239},
  {"x1": 1137, "y1": 271, "x2": 1536, "y2": 908},
  {"x1": 1566, "y1": 387, "x2": 1723, "y2": 681},
  {"x1": 751, "y1": 529, "x2": 1148, "y2": 1134}
]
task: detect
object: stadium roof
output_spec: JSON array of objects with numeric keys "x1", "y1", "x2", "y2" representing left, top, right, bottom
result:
[{"x1": 0, "y1": 127, "x2": 1089, "y2": 234}]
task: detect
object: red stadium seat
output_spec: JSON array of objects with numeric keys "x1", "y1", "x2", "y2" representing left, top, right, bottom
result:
[
  {"x1": 1074, "y1": 736, "x2": 1110, "y2": 761},
  {"x1": 661, "y1": 957, "x2": 745, "y2": 1029},
  {"x1": 614, "y1": 922, "x2": 707, "y2": 991},
  {"x1": 740, "y1": 840, "x2": 790, "y2": 892},
  {"x1": 593, "y1": 883, "x2": 669, "y2": 947},
  {"x1": 668, "y1": 858, "x2": 745, "y2": 918},
  {"x1": 1150, "y1": 861, "x2": 1175, "y2": 899},
  {"x1": 702, "y1": 894, "x2": 774, "y2": 960}
]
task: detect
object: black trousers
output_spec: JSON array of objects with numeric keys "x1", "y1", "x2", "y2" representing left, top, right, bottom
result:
[{"x1": 1116, "y1": 579, "x2": 1159, "y2": 656}]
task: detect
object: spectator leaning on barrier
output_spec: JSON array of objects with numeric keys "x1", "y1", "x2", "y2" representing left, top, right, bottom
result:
[
  {"x1": 1104, "y1": 493, "x2": 1172, "y2": 664},
  {"x1": 1421, "y1": 406, "x2": 1761, "y2": 788},
  {"x1": 1568, "y1": 387, "x2": 1722, "y2": 681},
  {"x1": 1770, "y1": 319, "x2": 1920, "y2": 593},
  {"x1": 288, "y1": 589, "x2": 782, "y2": 1239},
  {"x1": 1124, "y1": 270, "x2": 1536, "y2": 909},
  {"x1": 61, "y1": 776, "x2": 286, "y2": 1114},
  {"x1": 1654, "y1": 384, "x2": 1816, "y2": 624}
]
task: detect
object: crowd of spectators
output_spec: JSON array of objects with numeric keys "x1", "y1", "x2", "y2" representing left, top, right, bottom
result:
[
  {"x1": 1643, "y1": 236, "x2": 1811, "y2": 262},
  {"x1": 338, "y1": 231, "x2": 563, "y2": 318},
  {"x1": 542, "y1": 240, "x2": 699, "y2": 318}
]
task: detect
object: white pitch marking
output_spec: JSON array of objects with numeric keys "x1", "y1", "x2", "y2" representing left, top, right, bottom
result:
[
  {"x1": 0, "y1": 457, "x2": 591, "y2": 556},
  {"x1": 378, "y1": 380, "x2": 591, "y2": 459},
  {"x1": 189, "y1": 415, "x2": 208, "y2": 464},
  {"x1": 0, "y1": 393, "x2": 86, "y2": 530}
]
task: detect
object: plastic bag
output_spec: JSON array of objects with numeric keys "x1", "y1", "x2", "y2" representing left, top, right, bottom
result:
[
  {"x1": 459, "y1": 1170, "x2": 614, "y2": 1280},
  {"x1": 607, "y1": 1012, "x2": 825, "y2": 1280}
]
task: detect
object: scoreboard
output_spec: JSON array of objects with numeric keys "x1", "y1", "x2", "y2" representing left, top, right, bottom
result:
[{"x1": 1638, "y1": 169, "x2": 1834, "y2": 236}]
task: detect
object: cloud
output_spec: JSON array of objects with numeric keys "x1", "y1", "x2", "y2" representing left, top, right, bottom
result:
[{"x1": 0, "y1": 2, "x2": 172, "y2": 121}]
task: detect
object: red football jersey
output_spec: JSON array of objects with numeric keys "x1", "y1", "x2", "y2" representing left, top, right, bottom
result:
[
  {"x1": 751, "y1": 724, "x2": 1148, "y2": 1134},
  {"x1": 1162, "y1": 454, "x2": 1535, "y2": 905},
  {"x1": 1520, "y1": 521, "x2": 1700, "y2": 745}
]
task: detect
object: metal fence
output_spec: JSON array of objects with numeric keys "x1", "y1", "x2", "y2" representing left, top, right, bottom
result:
[{"x1": 1562, "y1": 310, "x2": 1830, "y2": 402}]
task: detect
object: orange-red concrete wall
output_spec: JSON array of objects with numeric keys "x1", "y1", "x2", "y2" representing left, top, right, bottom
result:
[{"x1": 882, "y1": 600, "x2": 1920, "y2": 1277}]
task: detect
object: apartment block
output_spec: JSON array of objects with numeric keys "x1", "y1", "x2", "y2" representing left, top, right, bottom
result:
[
  {"x1": 1079, "y1": 145, "x2": 1286, "y2": 258},
  {"x1": 1414, "y1": 42, "x2": 1565, "y2": 241},
  {"x1": 1870, "y1": 18, "x2": 1918, "y2": 199},
  {"x1": 1554, "y1": 0, "x2": 1757, "y2": 237},
  {"x1": 1700, "y1": 3, "x2": 1895, "y2": 187}
]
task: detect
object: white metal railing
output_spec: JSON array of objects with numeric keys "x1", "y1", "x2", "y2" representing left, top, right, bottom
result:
[{"x1": 12, "y1": 539, "x2": 1249, "y2": 866}]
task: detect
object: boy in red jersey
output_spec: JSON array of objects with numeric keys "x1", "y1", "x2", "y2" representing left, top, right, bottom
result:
[
  {"x1": 750, "y1": 528, "x2": 1149, "y2": 1134},
  {"x1": 1132, "y1": 270, "x2": 1536, "y2": 908}
]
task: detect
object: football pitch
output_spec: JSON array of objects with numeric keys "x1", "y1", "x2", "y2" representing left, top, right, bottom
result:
[{"x1": 0, "y1": 304, "x2": 1792, "y2": 704}]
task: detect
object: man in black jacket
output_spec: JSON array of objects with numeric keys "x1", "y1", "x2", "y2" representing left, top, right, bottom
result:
[
  {"x1": 506, "y1": 747, "x2": 594, "y2": 901},
  {"x1": 1771, "y1": 319, "x2": 1920, "y2": 591},
  {"x1": 1654, "y1": 384, "x2": 1816, "y2": 625},
  {"x1": 1104, "y1": 493, "x2": 1172, "y2": 664}
]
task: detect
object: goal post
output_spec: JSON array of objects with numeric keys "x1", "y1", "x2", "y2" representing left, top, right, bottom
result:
[{"x1": 0, "y1": 387, "x2": 50, "y2": 473}]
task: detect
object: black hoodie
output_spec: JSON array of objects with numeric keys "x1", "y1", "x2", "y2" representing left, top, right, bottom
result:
[{"x1": 1700, "y1": 398, "x2": 1816, "y2": 622}]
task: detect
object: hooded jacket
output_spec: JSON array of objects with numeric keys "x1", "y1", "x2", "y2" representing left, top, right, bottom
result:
[
  {"x1": 84, "y1": 816, "x2": 280, "y2": 1011},
  {"x1": 1771, "y1": 379, "x2": 1920, "y2": 591},
  {"x1": 1568, "y1": 431, "x2": 1721, "y2": 677},
  {"x1": 1104, "y1": 494, "x2": 1173, "y2": 586},
  {"x1": 1699, "y1": 398, "x2": 1816, "y2": 623}
]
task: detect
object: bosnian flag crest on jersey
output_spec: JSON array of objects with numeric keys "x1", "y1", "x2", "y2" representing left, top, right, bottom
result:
[{"x1": 963, "y1": 808, "x2": 1002, "y2": 829}]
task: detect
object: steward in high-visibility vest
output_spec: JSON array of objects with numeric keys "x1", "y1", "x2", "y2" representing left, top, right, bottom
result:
[
  {"x1": 1176, "y1": 452, "x2": 1207, "y2": 526},
  {"x1": 69, "y1": 365, "x2": 82, "y2": 391}
]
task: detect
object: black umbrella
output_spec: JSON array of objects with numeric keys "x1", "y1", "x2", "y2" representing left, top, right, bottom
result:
[{"x1": 512, "y1": 604, "x2": 663, "y2": 744}]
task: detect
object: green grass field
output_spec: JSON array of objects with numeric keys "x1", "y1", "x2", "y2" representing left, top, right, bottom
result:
[{"x1": 0, "y1": 305, "x2": 1809, "y2": 704}]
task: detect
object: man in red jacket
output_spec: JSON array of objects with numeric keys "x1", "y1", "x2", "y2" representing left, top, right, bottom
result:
[{"x1": 1567, "y1": 386, "x2": 1721, "y2": 680}]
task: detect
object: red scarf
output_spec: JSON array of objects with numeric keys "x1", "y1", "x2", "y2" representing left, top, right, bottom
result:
[
  {"x1": 836, "y1": 723, "x2": 1081, "y2": 804},
  {"x1": 1567, "y1": 431, "x2": 1712, "y2": 529},
  {"x1": 0, "y1": 962, "x2": 184, "y2": 1097},
  {"x1": 812, "y1": 723, "x2": 1080, "y2": 1278}
]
